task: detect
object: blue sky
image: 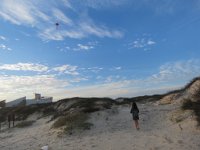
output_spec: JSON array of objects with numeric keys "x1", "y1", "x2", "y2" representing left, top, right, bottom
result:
[{"x1": 1, "y1": 0, "x2": 200, "y2": 101}]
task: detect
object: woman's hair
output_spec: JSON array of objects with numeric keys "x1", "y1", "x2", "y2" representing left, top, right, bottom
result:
[{"x1": 132, "y1": 102, "x2": 138, "y2": 110}]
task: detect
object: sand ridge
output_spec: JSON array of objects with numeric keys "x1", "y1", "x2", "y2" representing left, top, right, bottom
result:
[{"x1": 0, "y1": 103, "x2": 199, "y2": 150}]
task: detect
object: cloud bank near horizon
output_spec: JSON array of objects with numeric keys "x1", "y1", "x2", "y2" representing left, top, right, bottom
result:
[{"x1": 0, "y1": 59, "x2": 200, "y2": 101}]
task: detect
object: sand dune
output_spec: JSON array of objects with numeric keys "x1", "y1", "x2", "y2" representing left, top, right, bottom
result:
[{"x1": 0, "y1": 102, "x2": 199, "y2": 150}]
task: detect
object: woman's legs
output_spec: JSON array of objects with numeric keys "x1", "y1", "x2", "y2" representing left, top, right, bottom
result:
[{"x1": 134, "y1": 120, "x2": 139, "y2": 129}]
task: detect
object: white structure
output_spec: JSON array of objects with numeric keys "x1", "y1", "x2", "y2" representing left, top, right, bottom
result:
[
  {"x1": 35, "y1": 93, "x2": 41, "y2": 100},
  {"x1": 6, "y1": 97, "x2": 26, "y2": 107},
  {"x1": 26, "y1": 94, "x2": 53, "y2": 106},
  {"x1": 5, "y1": 94, "x2": 53, "y2": 107},
  {"x1": 115, "y1": 98, "x2": 124, "y2": 102}
]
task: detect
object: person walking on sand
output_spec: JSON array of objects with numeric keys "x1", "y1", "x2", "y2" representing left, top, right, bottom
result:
[{"x1": 130, "y1": 102, "x2": 140, "y2": 130}]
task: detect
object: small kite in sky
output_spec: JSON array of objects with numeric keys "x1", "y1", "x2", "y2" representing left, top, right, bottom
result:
[{"x1": 55, "y1": 22, "x2": 59, "y2": 29}]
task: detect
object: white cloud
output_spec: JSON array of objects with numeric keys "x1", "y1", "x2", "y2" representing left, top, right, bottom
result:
[
  {"x1": 0, "y1": 0, "x2": 123, "y2": 41},
  {"x1": 73, "y1": 41, "x2": 98, "y2": 51},
  {"x1": 58, "y1": 41, "x2": 98, "y2": 52},
  {"x1": 0, "y1": 74, "x2": 69, "y2": 101},
  {"x1": 53, "y1": 64, "x2": 79, "y2": 75},
  {"x1": 0, "y1": 63, "x2": 48, "y2": 72},
  {"x1": 0, "y1": 36, "x2": 6, "y2": 40},
  {"x1": 70, "y1": 77, "x2": 88, "y2": 83},
  {"x1": 0, "y1": 44, "x2": 12, "y2": 51},
  {"x1": 53, "y1": 65, "x2": 69, "y2": 73},
  {"x1": 69, "y1": 59, "x2": 200, "y2": 98},
  {"x1": 87, "y1": 67, "x2": 103, "y2": 73},
  {"x1": 62, "y1": 0, "x2": 73, "y2": 8},
  {"x1": 148, "y1": 59, "x2": 200, "y2": 85},
  {"x1": 80, "y1": 22, "x2": 123, "y2": 38},
  {"x1": 80, "y1": 0, "x2": 130, "y2": 9},
  {"x1": 147, "y1": 40, "x2": 156, "y2": 45},
  {"x1": 128, "y1": 34, "x2": 156, "y2": 51},
  {"x1": 79, "y1": 0, "x2": 196, "y2": 14},
  {"x1": 52, "y1": 8, "x2": 72, "y2": 25},
  {"x1": 114, "y1": 66, "x2": 122, "y2": 70},
  {"x1": 39, "y1": 21, "x2": 123, "y2": 40},
  {"x1": 55, "y1": 80, "x2": 132, "y2": 99},
  {"x1": 1, "y1": 59, "x2": 200, "y2": 101},
  {"x1": 0, "y1": 62, "x2": 81, "y2": 75},
  {"x1": 131, "y1": 38, "x2": 156, "y2": 49},
  {"x1": 0, "y1": 44, "x2": 6, "y2": 49},
  {"x1": 76, "y1": 44, "x2": 94, "y2": 51},
  {"x1": 39, "y1": 27, "x2": 85, "y2": 40},
  {"x1": 65, "y1": 70, "x2": 79, "y2": 76},
  {"x1": 104, "y1": 75, "x2": 121, "y2": 83},
  {"x1": 0, "y1": 0, "x2": 37, "y2": 25}
]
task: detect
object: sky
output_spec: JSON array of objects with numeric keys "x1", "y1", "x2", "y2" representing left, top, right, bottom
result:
[{"x1": 1, "y1": 0, "x2": 200, "y2": 101}]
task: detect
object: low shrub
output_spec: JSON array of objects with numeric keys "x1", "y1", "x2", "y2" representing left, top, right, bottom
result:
[
  {"x1": 52, "y1": 112, "x2": 93, "y2": 133},
  {"x1": 42, "y1": 106, "x2": 56, "y2": 117}
]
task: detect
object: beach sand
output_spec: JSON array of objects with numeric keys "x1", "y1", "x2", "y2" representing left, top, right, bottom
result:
[{"x1": 0, "y1": 103, "x2": 199, "y2": 150}]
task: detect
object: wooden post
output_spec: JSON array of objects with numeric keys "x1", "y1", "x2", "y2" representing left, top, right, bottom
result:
[
  {"x1": 8, "y1": 115, "x2": 11, "y2": 128},
  {"x1": 12, "y1": 114, "x2": 15, "y2": 127}
]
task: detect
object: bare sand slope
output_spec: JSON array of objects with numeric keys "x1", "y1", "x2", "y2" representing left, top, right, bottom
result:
[{"x1": 0, "y1": 103, "x2": 199, "y2": 150}]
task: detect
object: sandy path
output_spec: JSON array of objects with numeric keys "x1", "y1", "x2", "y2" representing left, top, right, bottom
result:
[
  {"x1": 0, "y1": 103, "x2": 199, "y2": 150},
  {"x1": 65, "y1": 103, "x2": 199, "y2": 150}
]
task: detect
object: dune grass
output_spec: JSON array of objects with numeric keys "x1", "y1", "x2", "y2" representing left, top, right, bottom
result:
[
  {"x1": 52, "y1": 112, "x2": 93, "y2": 134},
  {"x1": 182, "y1": 99, "x2": 200, "y2": 126}
]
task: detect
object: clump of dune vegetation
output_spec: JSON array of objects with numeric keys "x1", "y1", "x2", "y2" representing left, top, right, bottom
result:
[
  {"x1": 182, "y1": 99, "x2": 200, "y2": 126},
  {"x1": 52, "y1": 112, "x2": 93, "y2": 135}
]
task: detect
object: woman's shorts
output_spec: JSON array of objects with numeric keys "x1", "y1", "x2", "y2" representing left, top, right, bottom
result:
[{"x1": 132, "y1": 112, "x2": 139, "y2": 120}]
